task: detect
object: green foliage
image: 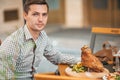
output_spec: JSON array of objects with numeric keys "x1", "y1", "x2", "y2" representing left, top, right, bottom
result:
[{"x1": 115, "y1": 75, "x2": 120, "y2": 80}]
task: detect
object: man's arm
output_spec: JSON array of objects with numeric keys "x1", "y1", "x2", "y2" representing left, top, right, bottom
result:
[{"x1": 44, "y1": 38, "x2": 81, "y2": 65}]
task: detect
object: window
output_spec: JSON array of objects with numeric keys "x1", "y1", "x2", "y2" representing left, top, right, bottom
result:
[
  {"x1": 4, "y1": 9, "x2": 19, "y2": 22},
  {"x1": 46, "y1": 0, "x2": 60, "y2": 10},
  {"x1": 93, "y1": 0, "x2": 108, "y2": 9},
  {"x1": 117, "y1": 0, "x2": 120, "y2": 9}
]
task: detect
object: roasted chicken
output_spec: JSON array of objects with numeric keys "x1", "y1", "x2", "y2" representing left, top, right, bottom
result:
[{"x1": 81, "y1": 45, "x2": 107, "y2": 72}]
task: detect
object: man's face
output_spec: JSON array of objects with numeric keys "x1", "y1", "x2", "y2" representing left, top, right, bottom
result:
[{"x1": 24, "y1": 4, "x2": 48, "y2": 32}]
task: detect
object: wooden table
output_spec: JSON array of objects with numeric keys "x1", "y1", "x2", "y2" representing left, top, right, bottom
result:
[
  {"x1": 58, "y1": 64, "x2": 68, "y2": 76},
  {"x1": 34, "y1": 64, "x2": 102, "y2": 80}
]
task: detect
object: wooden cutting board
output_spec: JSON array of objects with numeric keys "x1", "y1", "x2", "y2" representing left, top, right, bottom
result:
[{"x1": 65, "y1": 67, "x2": 109, "y2": 79}]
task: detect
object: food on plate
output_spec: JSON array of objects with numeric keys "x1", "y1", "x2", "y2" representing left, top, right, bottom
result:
[
  {"x1": 67, "y1": 62, "x2": 109, "y2": 78},
  {"x1": 103, "y1": 72, "x2": 120, "y2": 80},
  {"x1": 81, "y1": 45, "x2": 109, "y2": 72},
  {"x1": 66, "y1": 45, "x2": 112, "y2": 78},
  {"x1": 94, "y1": 43, "x2": 114, "y2": 64}
]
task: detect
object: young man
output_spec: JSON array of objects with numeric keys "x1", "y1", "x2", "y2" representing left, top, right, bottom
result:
[{"x1": 0, "y1": 0, "x2": 80, "y2": 79}]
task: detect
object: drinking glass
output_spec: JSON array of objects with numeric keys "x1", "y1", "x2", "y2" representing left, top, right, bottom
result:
[{"x1": 113, "y1": 50, "x2": 120, "y2": 72}]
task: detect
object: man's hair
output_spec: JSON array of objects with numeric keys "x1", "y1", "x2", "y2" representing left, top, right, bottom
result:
[{"x1": 24, "y1": 0, "x2": 49, "y2": 14}]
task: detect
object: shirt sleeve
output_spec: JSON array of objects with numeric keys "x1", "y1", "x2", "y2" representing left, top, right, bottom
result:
[
  {"x1": 43, "y1": 37, "x2": 81, "y2": 65},
  {"x1": 0, "y1": 37, "x2": 20, "y2": 79}
]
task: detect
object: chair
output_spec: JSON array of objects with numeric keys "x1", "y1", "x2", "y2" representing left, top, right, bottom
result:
[
  {"x1": 90, "y1": 27, "x2": 120, "y2": 53},
  {"x1": 89, "y1": 27, "x2": 120, "y2": 73}
]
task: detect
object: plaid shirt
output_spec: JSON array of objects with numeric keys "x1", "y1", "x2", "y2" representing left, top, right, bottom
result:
[{"x1": 0, "y1": 25, "x2": 80, "y2": 80}]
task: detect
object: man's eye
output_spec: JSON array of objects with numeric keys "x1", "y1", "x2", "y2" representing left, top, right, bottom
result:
[
  {"x1": 42, "y1": 13, "x2": 47, "y2": 16},
  {"x1": 32, "y1": 13, "x2": 39, "y2": 16}
]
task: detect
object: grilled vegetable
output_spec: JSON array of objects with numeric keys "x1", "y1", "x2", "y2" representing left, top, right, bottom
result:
[{"x1": 70, "y1": 62, "x2": 87, "y2": 73}]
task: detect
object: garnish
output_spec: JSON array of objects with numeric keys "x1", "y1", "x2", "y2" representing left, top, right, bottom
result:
[{"x1": 70, "y1": 62, "x2": 87, "y2": 73}]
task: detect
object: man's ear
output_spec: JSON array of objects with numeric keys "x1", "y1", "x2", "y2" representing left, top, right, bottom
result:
[{"x1": 23, "y1": 11, "x2": 27, "y2": 20}]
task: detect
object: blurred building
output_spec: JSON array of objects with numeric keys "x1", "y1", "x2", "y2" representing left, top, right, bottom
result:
[
  {"x1": 0, "y1": 0, "x2": 120, "y2": 34},
  {"x1": 47, "y1": 0, "x2": 120, "y2": 28}
]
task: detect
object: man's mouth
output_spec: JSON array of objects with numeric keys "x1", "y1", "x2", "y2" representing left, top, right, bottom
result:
[{"x1": 37, "y1": 23, "x2": 44, "y2": 26}]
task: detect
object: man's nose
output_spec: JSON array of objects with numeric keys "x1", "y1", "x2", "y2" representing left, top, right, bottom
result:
[{"x1": 38, "y1": 15, "x2": 43, "y2": 21}]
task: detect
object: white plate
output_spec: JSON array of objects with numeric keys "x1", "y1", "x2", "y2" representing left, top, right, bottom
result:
[{"x1": 65, "y1": 67, "x2": 109, "y2": 78}]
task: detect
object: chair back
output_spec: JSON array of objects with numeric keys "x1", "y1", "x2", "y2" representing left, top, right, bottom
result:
[{"x1": 90, "y1": 27, "x2": 120, "y2": 53}]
